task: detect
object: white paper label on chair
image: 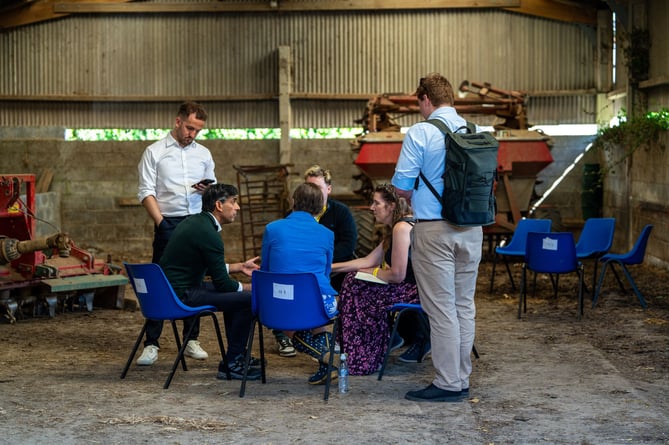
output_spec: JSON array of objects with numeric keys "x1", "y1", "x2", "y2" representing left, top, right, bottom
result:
[
  {"x1": 273, "y1": 283, "x2": 294, "y2": 300},
  {"x1": 133, "y1": 278, "x2": 147, "y2": 294},
  {"x1": 542, "y1": 237, "x2": 558, "y2": 251}
]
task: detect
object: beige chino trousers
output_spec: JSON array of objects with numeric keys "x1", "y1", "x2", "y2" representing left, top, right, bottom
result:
[{"x1": 411, "y1": 220, "x2": 482, "y2": 392}]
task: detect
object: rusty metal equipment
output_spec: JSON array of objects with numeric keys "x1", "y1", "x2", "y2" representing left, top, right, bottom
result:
[
  {"x1": 234, "y1": 165, "x2": 294, "y2": 259},
  {"x1": 351, "y1": 81, "x2": 553, "y2": 235},
  {"x1": 0, "y1": 174, "x2": 128, "y2": 323}
]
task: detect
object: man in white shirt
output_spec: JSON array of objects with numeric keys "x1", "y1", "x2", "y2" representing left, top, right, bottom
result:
[{"x1": 135, "y1": 101, "x2": 216, "y2": 366}]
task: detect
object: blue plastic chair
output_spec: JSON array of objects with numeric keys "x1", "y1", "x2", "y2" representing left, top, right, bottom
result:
[
  {"x1": 592, "y1": 224, "x2": 653, "y2": 309},
  {"x1": 519, "y1": 232, "x2": 584, "y2": 319},
  {"x1": 121, "y1": 263, "x2": 229, "y2": 389},
  {"x1": 239, "y1": 271, "x2": 338, "y2": 401},
  {"x1": 575, "y1": 218, "x2": 615, "y2": 293},
  {"x1": 377, "y1": 302, "x2": 479, "y2": 380},
  {"x1": 490, "y1": 218, "x2": 552, "y2": 293}
]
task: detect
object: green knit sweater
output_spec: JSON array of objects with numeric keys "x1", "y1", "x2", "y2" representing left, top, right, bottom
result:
[{"x1": 159, "y1": 212, "x2": 240, "y2": 298}]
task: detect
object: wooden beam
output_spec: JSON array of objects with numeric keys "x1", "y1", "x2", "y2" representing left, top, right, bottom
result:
[
  {"x1": 0, "y1": 1, "x2": 67, "y2": 30},
  {"x1": 53, "y1": 1, "x2": 521, "y2": 14},
  {"x1": 503, "y1": 0, "x2": 598, "y2": 25},
  {"x1": 0, "y1": 88, "x2": 597, "y2": 103},
  {"x1": 0, "y1": 94, "x2": 277, "y2": 102},
  {"x1": 0, "y1": 0, "x2": 130, "y2": 30}
]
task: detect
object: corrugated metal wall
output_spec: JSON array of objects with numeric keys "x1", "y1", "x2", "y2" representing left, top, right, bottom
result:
[{"x1": 0, "y1": 8, "x2": 603, "y2": 128}]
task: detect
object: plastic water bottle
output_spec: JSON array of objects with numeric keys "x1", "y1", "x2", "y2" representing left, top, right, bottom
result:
[{"x1": 338, "y1": 353, "x2": 349, "y2": 394}]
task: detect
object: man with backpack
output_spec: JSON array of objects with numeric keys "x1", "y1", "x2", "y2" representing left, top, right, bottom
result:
[{"x1": 391, "y1": 73, "x2": 484, "y2": 402}]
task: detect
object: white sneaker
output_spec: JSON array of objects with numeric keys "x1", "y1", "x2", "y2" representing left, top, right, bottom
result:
[
  {"x1": 184, "y1": 340, "x2": 208, "y2": 360},
  {"x1": 137, "y1": 345, "x2": 159, "y2": 366}
]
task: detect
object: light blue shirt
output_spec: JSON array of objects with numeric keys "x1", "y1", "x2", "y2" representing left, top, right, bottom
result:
[
  {"x1": 391, "y1": 106, "x2": 468, "y2": 220},
  {"x1": 137, "y1": 133, "x2": 216, "y2": 217}
]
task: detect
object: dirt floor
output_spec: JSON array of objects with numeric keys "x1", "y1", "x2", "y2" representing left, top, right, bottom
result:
[{"x1": 1, "y1": 259, "x2": 668, "y2": 445}]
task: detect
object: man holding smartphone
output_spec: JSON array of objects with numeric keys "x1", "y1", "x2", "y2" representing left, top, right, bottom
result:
[{"x1": 136, "y1": 101, "x2": 216, "y2": 366}]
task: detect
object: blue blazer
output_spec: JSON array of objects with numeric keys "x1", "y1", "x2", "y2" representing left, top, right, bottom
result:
[{"x1": 261, "y1": 211, "x2": 337, "y2": 295}]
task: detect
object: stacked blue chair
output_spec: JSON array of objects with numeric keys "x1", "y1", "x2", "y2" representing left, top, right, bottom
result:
[
  {"x1": 519, "y1": 232, "x2": 585, "y2": 319},
  {"x1": 575, "y1": 217, "x2": 615, "y2": 294},
  {"x1": 121, "y1": 263, "x2": 230, "y2": 389},
  {"x1": 592, "y1": 224, "x2": 653, "y2": 309},
  {"x1": 490, "y1": 218, "x2": 552, "y2": 293},
  {"x1": 239, "y1": 271, "x2": 338, "y2": 401}
]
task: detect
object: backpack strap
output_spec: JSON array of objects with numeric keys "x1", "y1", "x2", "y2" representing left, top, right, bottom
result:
[
  {"x1": 427, "y1": 118, "x2": 474, "y2": 135},
  {"x1": 415, "y1": 119, "x2": 472, "y2": 200}
]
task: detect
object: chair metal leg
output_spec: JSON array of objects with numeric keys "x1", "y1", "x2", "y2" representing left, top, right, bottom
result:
[
  {"x1": 121, "y1": 323, "x2": 148, "y2": 379},
  {"x1": 620, "y1": 263, "x2": 648, "y2": 309},
  {"x1": 610, "y1": 263, "x2": 627, "y2": 293},
  {"x1": 503, "y1": 257, "x2": 517, "y2": 291},
  {"x1": 577, "y1": 267, "x2": 585, "y2": 319},
  {"x1": 323, "y1": 317, "x2": 338, "y2": 402},
  {"x1": 170, "y1": 320, "x2": 188, "y2": 372},
  {"x1": 165, "y1": 317, "x2": 202, "y2": 389},
  {"x1": 257, "y1": 322, "x2": 266, "y2": 383},
  {"x1": 378, "y1": 309, "x2": 403, "y2": 381},
  {"x1": 518, "y1": 266, "x2": 525, "y2": 319},
  {"x1": 593, "y1": 260, "x2": 647, "y2": 309},
  {"x1": 552, "y1": 274, "x2": 560, "y2": 301},
  {"x1": 239, "y1": 318, "x2": 258, "y2": 398},
  {"x1": 592, "y1": 261, "x2": 609, "y2": 308},
  {"x1": 208, "y1": 312, "x2": 230, "y2": 380},
  {"x1": 584, "y1": 259, "x2": 599, "y2": 296},
  {"x1": 490, "y1": 253, "x2": 498, "y2": 293}
]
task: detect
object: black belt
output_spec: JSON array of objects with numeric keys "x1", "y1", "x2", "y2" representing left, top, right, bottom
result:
[
  {"x1": 163, "y1": 215, "x2": 188, "y2": 221},
  {"x1": 415, "y1": 219, "x2": 445, "y2": 223}
]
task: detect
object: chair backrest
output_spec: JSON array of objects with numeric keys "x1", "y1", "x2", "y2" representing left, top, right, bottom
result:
[
  {"x1": 501, "y1": 218, "x2": 553, "y2": 252},
  {"x1": 251, "y1": 270, "x2": 333, "y2": 331},
  {"x1": 525, "y1": 232, "x2": 579, "y2": 274},
  {"x1": 124, "y1": 262, "x2": 203, "y2": 321},
  {"x1": 619, "y1": 224, "x2": 654, "y2": 265},
  {"x1": 575, "y1": 217, "x2": 615, "y2": 257}
]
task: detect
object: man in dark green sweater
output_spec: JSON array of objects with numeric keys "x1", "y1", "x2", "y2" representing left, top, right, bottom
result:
[{"x1": 159, "y1": 183, "x2": 261, "y2": 380}]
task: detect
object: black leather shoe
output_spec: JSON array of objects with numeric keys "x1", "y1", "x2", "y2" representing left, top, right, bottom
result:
[
  {"x1": 405, "y1": 384, "x2": 463, "y2": 402},
  {"x1": 216, "y1": 356, "x2": 262, "y2": 381}
]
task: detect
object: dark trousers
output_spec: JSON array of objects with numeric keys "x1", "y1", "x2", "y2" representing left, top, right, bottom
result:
[
  {"x1": 181, "y1": 282, "x2": 253, "y2": 360},
  {"x1": 144, "y1": 215, "x2": 199, "y2": 348}
]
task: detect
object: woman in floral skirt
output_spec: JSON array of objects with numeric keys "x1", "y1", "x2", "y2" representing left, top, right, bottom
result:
[{"x1": 332, "y1": 184, "x2": 421, "y2": 375}]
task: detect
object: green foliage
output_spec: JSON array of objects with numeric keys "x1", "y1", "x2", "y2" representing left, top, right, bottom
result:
[
  {"x1": 593, "y1": 108, "x2": 669, "y2": 175},
  {"x1": 65, "y1": 127, "x2": 363, "y2": 141}
]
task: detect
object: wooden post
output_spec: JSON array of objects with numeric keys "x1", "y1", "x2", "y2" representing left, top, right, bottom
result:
[{"x1": 278, "y1": 46, "x2": 292, "y2": 165}]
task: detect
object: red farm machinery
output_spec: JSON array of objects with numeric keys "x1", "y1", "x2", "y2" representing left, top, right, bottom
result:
[
  {"x1": 0, "y1": 174, "x2": 127, "y2": 323},
  {"x1": 351, "y1": 81, "x2": 554, "y2": 248}
]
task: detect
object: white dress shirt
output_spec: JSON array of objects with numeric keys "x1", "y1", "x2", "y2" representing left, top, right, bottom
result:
[{"x1": 137, "y1": 133, "x2": 216, "y2": 217}]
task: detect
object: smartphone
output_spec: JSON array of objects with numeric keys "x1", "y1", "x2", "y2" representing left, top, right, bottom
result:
[{"x1": 192, "y1": 179, "x2": 215, "y2": 188}]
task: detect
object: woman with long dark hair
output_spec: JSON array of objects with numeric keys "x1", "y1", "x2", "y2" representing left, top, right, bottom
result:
[{"x1": 332, "y1": 184, "x2": 423, "y2": 375}]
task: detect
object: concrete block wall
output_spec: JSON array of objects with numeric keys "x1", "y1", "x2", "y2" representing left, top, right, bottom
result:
[
  {"x1": 3, "y1": 134, "x2": 665, "y2": 267},
  {"x1": 0, "y1": 138, "x2": 361, "y2": 264},
  {"x1": 601, "y1": 131, "x2": 669, "y2": 268}
]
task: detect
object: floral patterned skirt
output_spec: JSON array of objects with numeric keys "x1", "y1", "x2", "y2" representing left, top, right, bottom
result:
[{"x1": 337, "y1": 271, "x2": 419, "y2": 375}]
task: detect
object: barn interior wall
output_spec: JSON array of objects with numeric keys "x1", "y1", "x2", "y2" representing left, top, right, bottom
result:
[{"x1": 0, "y1": 139, "x2": 362, "y2": 263}]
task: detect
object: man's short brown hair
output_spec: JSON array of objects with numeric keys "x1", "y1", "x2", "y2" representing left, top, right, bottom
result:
[
  {"x1": 292, "y1": 182, "x2": 324, "y2": 215},
  {"x1": 415, "y1": 73, "x2": 454, "y2": 107},
  {"x1": 177, "y1": 101, "x2": 208, "y2": 121}
]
